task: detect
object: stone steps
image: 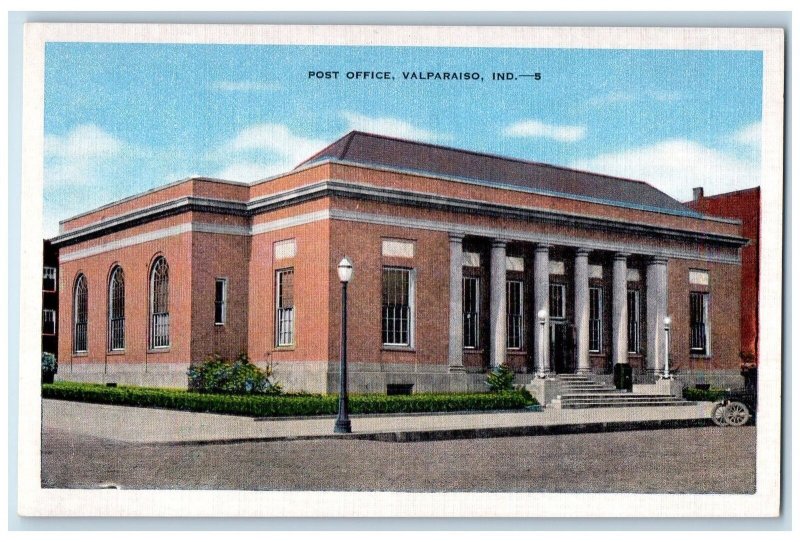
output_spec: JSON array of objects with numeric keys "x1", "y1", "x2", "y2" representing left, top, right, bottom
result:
[
  {"x1": 560, "y1": 400, "x2": 697, "y2": 409},
  {"x1": 544, "y1": 374, "x2": 693, "y2": 410}
]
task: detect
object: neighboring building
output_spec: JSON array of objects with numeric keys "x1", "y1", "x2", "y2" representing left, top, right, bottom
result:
[
  {"x1": 42, "y1": 240, "x2": 59, "y2": 357},
  {"x1": 51, "y1": 131, "x2": 748, "y2": 392},
  {"x1": 686, "y1": 186, "x2": 760, "y2": 366}
]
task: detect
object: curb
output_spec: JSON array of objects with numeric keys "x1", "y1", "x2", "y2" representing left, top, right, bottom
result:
[{"x1": 161, "y1": 416, "x2": 713, "y2": 447}]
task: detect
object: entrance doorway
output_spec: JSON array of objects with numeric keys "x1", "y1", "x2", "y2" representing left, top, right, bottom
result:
[{"x1": 550, "y1": 321, "x2": 576, "y2": 373}]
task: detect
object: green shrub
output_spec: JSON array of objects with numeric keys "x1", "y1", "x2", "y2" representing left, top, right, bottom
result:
[
  {"x1": 42, "y1": 382, "x2": 535, "y2": 417},
  {"x1": 42, "y1": 352, "x2": 58, "y2": 374},
  {"x1": 682, "y1": 386, "x2": 727, "y2": 402},
  {"x1": 187, "y1": 353, "x2": 282, "y2": 395},
  {"x1": 485, "y1": 364, "x2": 515, "y2": 392}
]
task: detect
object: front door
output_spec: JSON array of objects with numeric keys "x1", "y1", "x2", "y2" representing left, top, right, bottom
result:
[{"x1": 550, "y1": 321, "x2": 576, "y2": 373}]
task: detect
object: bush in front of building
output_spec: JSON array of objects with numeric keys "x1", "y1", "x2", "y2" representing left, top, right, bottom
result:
[
  {"x1": 485, "y1": 364, "x2": 515, "y2": 392},
  {"x1": 682, "y1": 386, "x2": 727, "y2": 402},
  {"x1": 42, "y1": 381, "x2": 535, "y2": 417},
  {"x1": 41, "y1": 352, "x2": 57, "y2": 384},
  {"x1": 187, "y1": 353, "x2": 282, "y2": 395}
]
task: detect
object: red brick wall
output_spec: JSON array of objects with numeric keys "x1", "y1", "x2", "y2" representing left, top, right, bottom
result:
[
  {"x1": 246, "y1": 202, "x2": 331, "y2": 367},
  {"x1": 328, "y1": 220, "x2": 450, "y2": 368},
  {"x1": 190, "y1": 231, "x2": 250, "y2": 363},
  {"x1": 687, "y1": 187, "x2": 759, "y2": 362},
  {"x1": 58, "y1": 223, "x2": 194, "y2": 369},
  {"x1": 667, "y1": 259, "x2": 741, "y2": 374}
]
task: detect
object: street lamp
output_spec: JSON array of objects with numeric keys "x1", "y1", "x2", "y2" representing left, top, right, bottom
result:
[
  {"x1": 334, "y1": 256, "x2": 354, "y2": 434},
  {"x1": 662, "y1": 316, "x2": 672, "y2": 380},
  {"x1": 537, "y1": 309, "x2": 548, "y2": 378}
]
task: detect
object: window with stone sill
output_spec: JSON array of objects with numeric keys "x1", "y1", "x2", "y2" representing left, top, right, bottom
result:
[
  {"x1": 506, "y1": 280, "x2": 523, "y2": 349},
  {"x1": 276, "y1": 268, "x2": 295, "y2": 347},
  {"x1": 463, "y1": 276, "x2": 480, "y2": 349},
  {"x1": 690, "y1": 291, "x2": 710, "y2": 355},
  {"x1": 382, "y1": 267, "x2": 414, "y2": 347},
  {"x1": 589, "y1": 286, "x2": 603, "y2": 353}
]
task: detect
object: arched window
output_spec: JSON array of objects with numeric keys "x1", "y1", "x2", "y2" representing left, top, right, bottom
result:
[
  {"x1": 73, "y1": 274, "x2": 88, "y2": 353},
  {"x1": 149, "y1": 257, "x2": 170, "y2": 348},
  {"x1": 108, "y1": 266, "x2": 125, "y2": 350}
]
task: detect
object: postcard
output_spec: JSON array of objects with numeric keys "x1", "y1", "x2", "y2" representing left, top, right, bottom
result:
[{"x1": 18, "y1": 23, "x2": 784, "y2": 517}]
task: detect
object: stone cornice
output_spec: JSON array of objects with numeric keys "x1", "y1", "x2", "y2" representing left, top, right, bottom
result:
[{"x1": 52, "y1": 179, "x2": 749, "y2": 252}]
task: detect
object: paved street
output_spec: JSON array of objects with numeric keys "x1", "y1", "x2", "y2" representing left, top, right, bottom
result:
[{"x1": 42, "y1": 425, "x2": 756, "y2": 493}]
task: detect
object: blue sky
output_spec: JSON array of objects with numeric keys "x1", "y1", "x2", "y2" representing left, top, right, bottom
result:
[{"x1": 43, "y1": 43, "x2": 763, "y2": 236}]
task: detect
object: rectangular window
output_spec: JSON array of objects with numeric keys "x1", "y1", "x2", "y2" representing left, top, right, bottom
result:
[
  {"x1": 275, "y1": 269, "x2": 295, "y2": 346},
  {"x1": 43, "y1": 267, "x2": 56, "y2": 292},
  {"x1": 463, "y1": 277, "x2": 480, "y2": 349},
  {"x1": 382, "y1": 267, "x2": 413, "y2": 346},
  {"x1": 549, "y1": 283, "x2": 566, "y2": 319},
  {"x1": 627, "y1": 289, "x2": 640, "y2": 353},
  {"x1": 42, "y1": 309, "x2": 56, "y2": 335},
  {"x1": 214, "y1": 278, "x2": 227, "y2": 325},
  {"x1": 690, "y1": 291, "x2": 710, "y2": 355},
  {"x1": 507, "y1": 280, "x2": 523, "y2": 349},
  {"x1": 589, "y1": 287, "x2": 603, "y2": 353}
]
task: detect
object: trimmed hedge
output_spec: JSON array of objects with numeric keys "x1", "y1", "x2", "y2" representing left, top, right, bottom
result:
[
  {"x1": 682, "y1": 386, "x2": 727, "y2": 402},
  {"x1": 42, "y1": 382, "x2": 535, "y2": 418}
]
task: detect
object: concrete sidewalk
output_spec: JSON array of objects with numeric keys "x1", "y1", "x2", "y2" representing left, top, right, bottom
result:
[{"x1": 42, "y1": 399, "x2": 716, "y2": 445}]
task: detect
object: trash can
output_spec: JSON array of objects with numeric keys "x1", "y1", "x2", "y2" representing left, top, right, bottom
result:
[{"x1": 613, "y1": 363, "x2": 633, "y2": 392}]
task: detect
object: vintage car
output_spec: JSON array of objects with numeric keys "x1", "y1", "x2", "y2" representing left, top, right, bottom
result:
[{"x1": 711, "y1": 388, "x2": 757, "y2": 427}]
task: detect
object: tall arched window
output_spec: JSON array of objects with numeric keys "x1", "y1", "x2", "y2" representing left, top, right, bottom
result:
[
  {"x1": 149, "y1": 257, "x2": 170, "y2": 348},
  {"x1": 108, "y1": 266, "x2": 125, "y2": 350},
  {"x1": 73, "y1": 274, "x2": 88, "y2": 353}
]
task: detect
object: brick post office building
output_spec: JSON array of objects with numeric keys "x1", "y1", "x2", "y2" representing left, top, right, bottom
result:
[{"x1": 53, "y1": 131, "x2": 749, "y2": 393}]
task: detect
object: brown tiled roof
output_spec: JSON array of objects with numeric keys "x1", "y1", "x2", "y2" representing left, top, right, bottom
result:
[{"x1": 296, "y1": 131, "x2": 696, "y2": 215}]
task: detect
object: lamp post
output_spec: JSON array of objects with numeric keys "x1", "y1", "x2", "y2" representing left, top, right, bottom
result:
[
  {"x1": 334, "y1": 256, "x2": 353, "y2": 434},
  {"x1": 537, "y1": 309, "x2": 548, "y2": 378},
  {"x1": 662, "y1": 316, "x2": 672, "y2": 380}
]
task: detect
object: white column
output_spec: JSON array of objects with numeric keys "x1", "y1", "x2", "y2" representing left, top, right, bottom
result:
[
  {"x1": 646, "y1": 257, "x2": 669, "y2": 373},
  {"x1": 489, "y1": 239, "x2": 507, "y2": 368},
  {"x1": 533, "y1": 244, "x2": 551, "y2": 376},
  {"x1": 612, "y1": 252, "x2": 629, "y2": 366},
  {"x1": 574, "y1": 248, "x2": 591, "y2": 373},
  {"x1": 448, "y1": 233, "x2": 465, "y2": 372}
]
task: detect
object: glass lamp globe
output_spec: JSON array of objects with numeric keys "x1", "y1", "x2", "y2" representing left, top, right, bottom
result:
[
  {"x1": 537, "y1": 309, "x2": 548, "y2": 322},
  {"x1": 337, "y1": 257, "x2": 353, "y2": 283}
]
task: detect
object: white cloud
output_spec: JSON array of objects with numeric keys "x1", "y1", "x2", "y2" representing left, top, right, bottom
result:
[
  {"x1": 502, "y1": 120, "x2": 587, "y2": 142},
  {"x1": 215, "y1": 124, "x2": 326, "y2": 181},
  {"x1": 341, "y1": 111, "x2": 445, "y2": 142},
  {"x1": 211, "y1": 80, "x2": 281, "y2": 92},
  {"x1": 571, "y1": 139, "x2": 760, "y2": 201},
  {"x1": 733, "y1": 121, "x2": 761, "y2": 147},
  {"x1": 44, "y1": 124, "x2": 123, "y2": 186}
]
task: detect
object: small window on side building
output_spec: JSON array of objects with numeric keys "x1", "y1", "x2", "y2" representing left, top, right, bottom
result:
[{"x1": 215, "y1": 278, "x2": 227, "y2": 325}]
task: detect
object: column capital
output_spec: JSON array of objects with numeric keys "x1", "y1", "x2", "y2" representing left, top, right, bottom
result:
[
  {"x1": 648, "y1": 256, "x2": 669, "y2": 266},
  {"x1": 535, "y1": 243, "x2": 552, "y2": 253},
  {"x1": 491, "y1": 238, "x2": 509, "y2": 249},
  {"x1": 613, "y1": 252, "x2": 631, "y2": 261},
  {"x1": 575, "y1": 247, "x2": 591, "y2": 257},
  {"x1": 448, "y1": 232, "x2": 465, "y2": 243}
]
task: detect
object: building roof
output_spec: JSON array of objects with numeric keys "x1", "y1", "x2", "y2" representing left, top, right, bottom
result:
[{"x1": 297, "y1": 131, "x2": 696, "y2": 215}]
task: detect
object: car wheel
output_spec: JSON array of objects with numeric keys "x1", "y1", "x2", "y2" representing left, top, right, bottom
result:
[
  {"x1": 724, "y1": 401, "x2": 751, "y2": 426},
  {"x1": 711, "y1": 403, "x2": 729, "y2": 427}
]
